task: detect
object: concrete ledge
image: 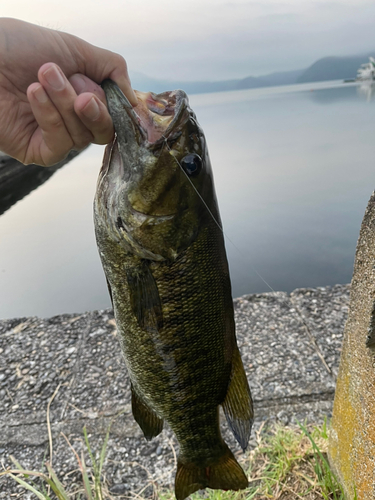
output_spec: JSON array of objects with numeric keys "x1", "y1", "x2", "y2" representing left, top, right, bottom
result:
[{"x1": 0, "y1": 284, "x2": 349, "y2": 496}]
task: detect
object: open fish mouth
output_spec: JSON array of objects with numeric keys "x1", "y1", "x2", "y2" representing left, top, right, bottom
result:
[
  {"x1": 101, "y1": 80, "x2": 189, "y2": 147},
  {"x1": 133, "y1": 90, "x2": 188, "y2": 144}
]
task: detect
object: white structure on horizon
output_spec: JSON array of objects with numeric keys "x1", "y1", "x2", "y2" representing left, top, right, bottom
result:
[{"x1": 356, "y1": 57, "x2": 375, "y2": 81}]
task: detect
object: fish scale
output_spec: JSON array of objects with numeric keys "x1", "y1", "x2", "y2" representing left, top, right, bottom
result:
[{"x1": 95, "y1": 80, "x2": 254, "y2": 499}]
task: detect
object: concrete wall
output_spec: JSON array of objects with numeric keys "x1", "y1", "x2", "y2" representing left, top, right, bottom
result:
[{"x1": 329, "y1": 192, "x2": 375, "y2": 499}]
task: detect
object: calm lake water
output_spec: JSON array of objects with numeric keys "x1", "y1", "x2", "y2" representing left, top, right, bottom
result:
[{"x1": 1, "y1": 80, "x2": 375, "y2": 319}]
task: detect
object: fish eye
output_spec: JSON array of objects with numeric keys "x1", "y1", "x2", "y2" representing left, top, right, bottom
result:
[{"x1": 180, "y1": 154, "x2": 202, "y2": 177}]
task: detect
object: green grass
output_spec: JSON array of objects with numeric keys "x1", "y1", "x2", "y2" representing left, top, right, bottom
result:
[{"x1": 1, "y1": 419, "x2": 350, "y2": 500}]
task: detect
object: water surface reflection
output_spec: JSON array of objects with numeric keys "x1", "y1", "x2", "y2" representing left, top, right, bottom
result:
[{"x1": 1, "y1": 81, "x2": 375, "y2": 318}]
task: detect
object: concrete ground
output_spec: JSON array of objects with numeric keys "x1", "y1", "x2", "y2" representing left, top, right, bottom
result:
[{"x1": 0, "y1": 284, "x2": 349, "y2": 497}]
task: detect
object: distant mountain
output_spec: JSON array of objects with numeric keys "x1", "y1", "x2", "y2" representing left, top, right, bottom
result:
[
  {"x1": 129, "y1": 72, "x2": 241, "y2": 94},
  {"x1": 129, "y1": 52, "x2": 374, "y2": 96},
  {"x1": 236, "y1": 69, "x2": 305, "y2": 89},
  {"x1": 297, "y1": 54, "x2": 375, "y2": 83},
  {"x1": 129, "y1": 69, "x2": 306, "y2": 95},
  {"x1": 235, "y1": 75, "x2": 264, "y2": 89}
]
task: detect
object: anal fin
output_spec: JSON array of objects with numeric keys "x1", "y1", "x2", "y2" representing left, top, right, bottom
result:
[
  {"x1": 175, "y1": 445, "x2": 248, "y2": 500},
  {"x1": 131, "y1": 385, "x2": 163, "y2": 440},
  {"x1": 222, "y1": 347, "x2": 253, "y2": 451}
]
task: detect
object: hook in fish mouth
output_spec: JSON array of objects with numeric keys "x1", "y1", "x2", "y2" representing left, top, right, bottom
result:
[{"x1": 102, "y1": 79, "x2": 190, "y2": 147}]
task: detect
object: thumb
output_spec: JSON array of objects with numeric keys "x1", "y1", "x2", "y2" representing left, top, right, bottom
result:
[
  {"x1": 62, "y1": 32, "x2": 138, "y2": 106},
  {"x1": 106, "y1": 57, "x2": 138, "y2": 107}
]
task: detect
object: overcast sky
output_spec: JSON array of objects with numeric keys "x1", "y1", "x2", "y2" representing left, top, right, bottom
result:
[{"x1": 3, "y1": 0, "x2": 375, "y2": 81}]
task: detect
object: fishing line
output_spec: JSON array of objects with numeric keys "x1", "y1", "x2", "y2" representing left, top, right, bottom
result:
[
  {"x1": 162, "y1": 136, "x2": 335, "y2": 374},
  {"x1": 161, "y1": 136, "x2": 283, "y2": 295}
]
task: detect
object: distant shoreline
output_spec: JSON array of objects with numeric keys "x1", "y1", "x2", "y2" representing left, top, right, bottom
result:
[{"x1": 131, "y1": 53, "x2": 374, "y2": 95}]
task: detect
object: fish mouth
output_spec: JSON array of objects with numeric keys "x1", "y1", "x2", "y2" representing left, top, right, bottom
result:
[
  {"x1": 99, "y1": 81, "x2": 186, "y2": 220},
  {"x1": 134, "y1": 89, "x2": 188, "y2": 144},
  {"x1": 102, "y1": 80, "x2": 189, "y2": 147}
]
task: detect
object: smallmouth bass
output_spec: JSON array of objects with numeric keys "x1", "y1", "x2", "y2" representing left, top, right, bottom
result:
[{"x1": 94, "y1": 80, "x2": 253, "y2": 499}]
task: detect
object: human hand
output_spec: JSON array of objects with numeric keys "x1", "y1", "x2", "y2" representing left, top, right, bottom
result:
[{"x1": 0, "y1": 18, "x2": 137, "y2": 166}]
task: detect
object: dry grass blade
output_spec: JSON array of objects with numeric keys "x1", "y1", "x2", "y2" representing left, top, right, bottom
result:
[
  {"x1": 61, "y1": 431, "x2": 82, "y2": 469},
  {"x1": 46, "y1": 383, "x2": 61, "y2": 496},
  {"x1": 167, "y1": 437, "x2": 177, "y2": 472},
  {"x1": 295, "y1": 470, "x2": 317, "y2": 486},
  {"x1": 0, "y1": 468, "x2": 50, "y2": 480},
  {"x1": 61, "y1": 431, "x2": 95, "y2": 499},
  {"x1": 279, "y1": 483, "x2": 306, "y2": 499}
]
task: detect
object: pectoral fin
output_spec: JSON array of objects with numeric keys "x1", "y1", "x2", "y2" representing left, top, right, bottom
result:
[
  {"x1": 131, "y1": 385, "x2": 163, "y2": 440},
  {"x1": 222, "y1": 347, "x2": 253, "y2": 451},
  {"x1": 126, "y1": 260, "x2": 163, "y2": 332}
]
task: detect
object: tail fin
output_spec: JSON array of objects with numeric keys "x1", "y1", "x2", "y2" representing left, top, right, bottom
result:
[{"x1": 175, "y1": 445, "x2": 248, "y2": 500}]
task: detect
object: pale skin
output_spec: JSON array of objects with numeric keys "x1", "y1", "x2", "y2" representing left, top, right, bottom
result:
[{"x1": 0, "y1": 17, "x2": 138, "y2": 166}]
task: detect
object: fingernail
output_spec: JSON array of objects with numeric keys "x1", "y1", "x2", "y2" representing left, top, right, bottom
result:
[
  {"x1": 82, "y1": 97, "x2": 100, "y2": 120},
  {"x1": 33, "y1": 85, "x2": 48, "y2": 104},
  {"x1": 43, "y1": 65, "x2": 65, "y2": 90}
]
